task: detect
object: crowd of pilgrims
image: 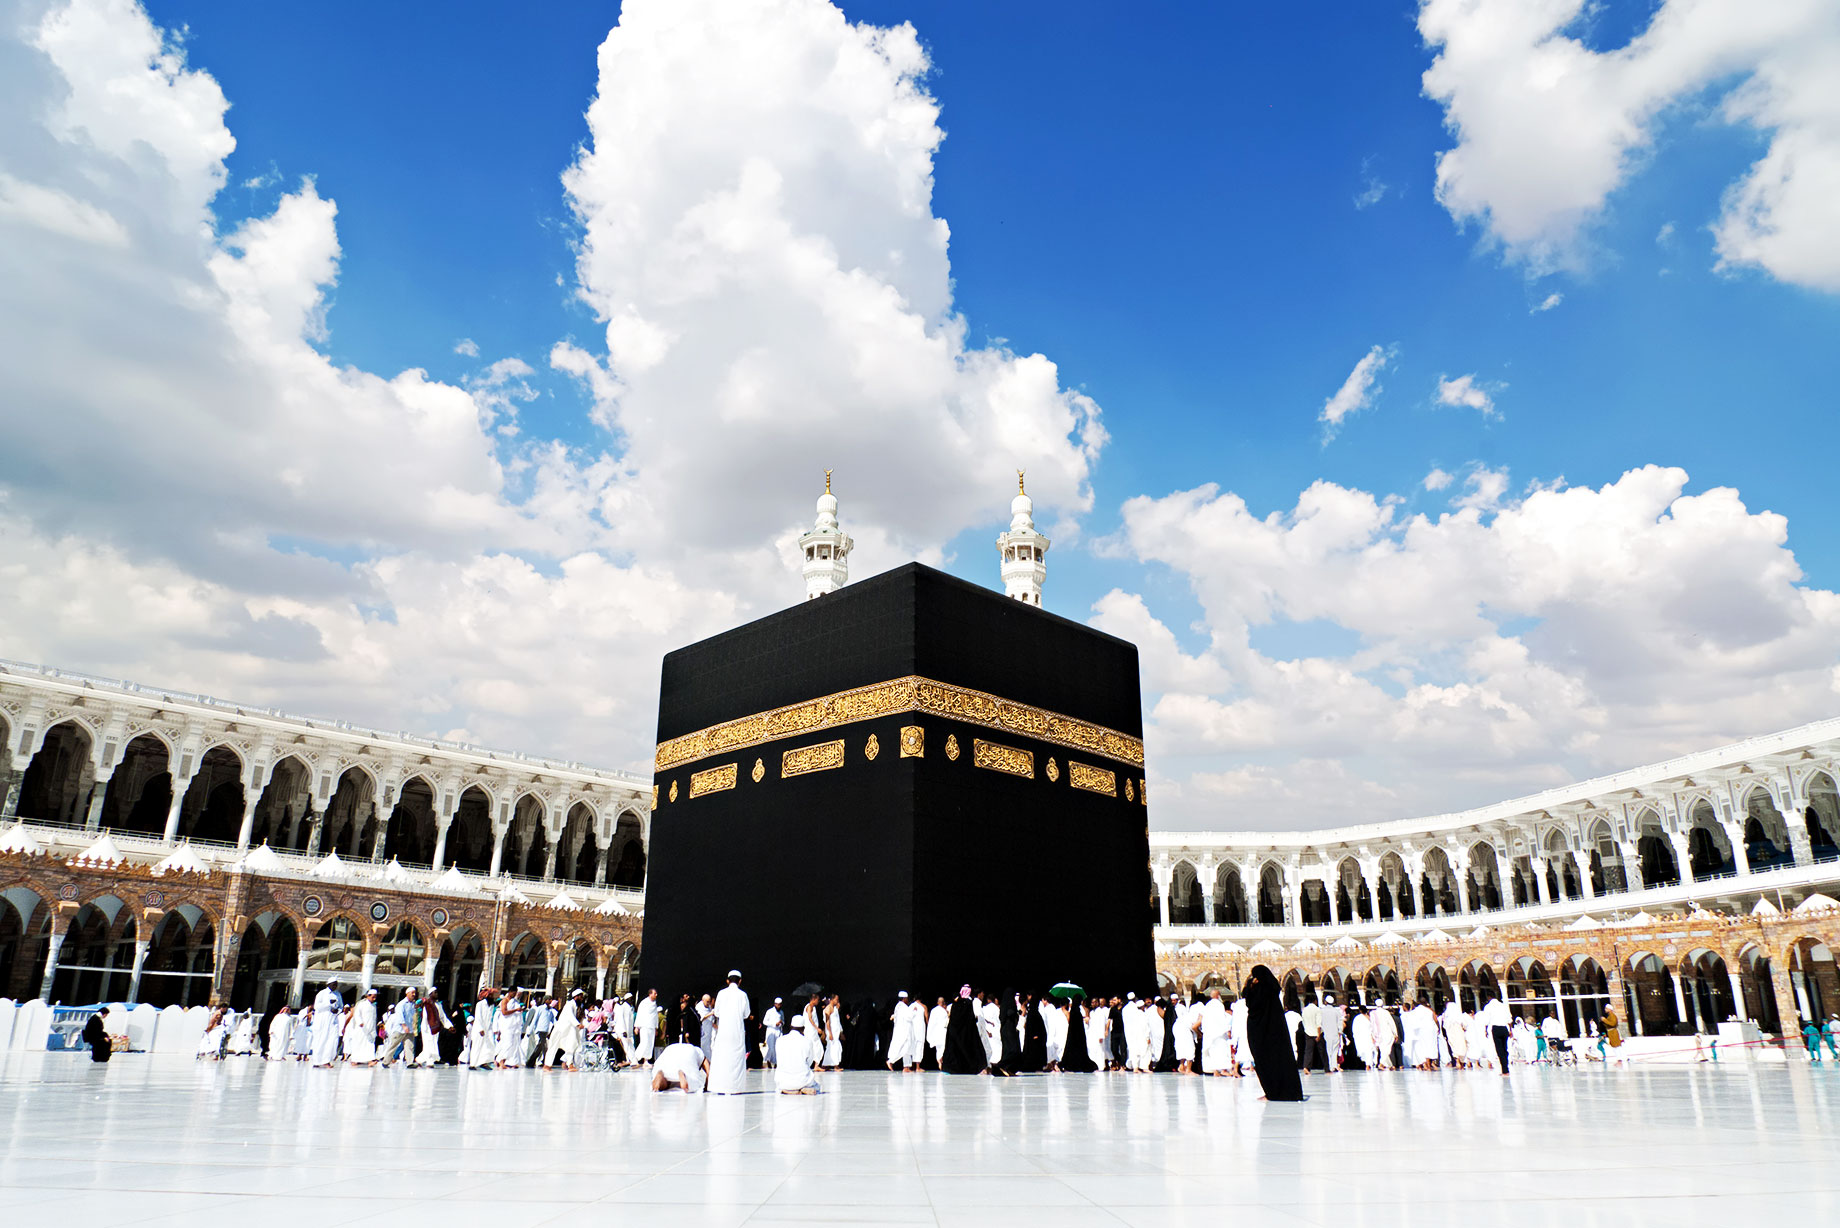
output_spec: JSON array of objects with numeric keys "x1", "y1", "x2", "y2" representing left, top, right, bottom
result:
[{"x1": 168, "y1": 962, "x2": 1606, "y2": 1100}]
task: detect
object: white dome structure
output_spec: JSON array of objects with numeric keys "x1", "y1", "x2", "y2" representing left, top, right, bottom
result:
[
  {"x1": 797, "y1": 470, "x2": 853, "y2": 599},
  {"x1": 996, "y1": 470, "x2": 1049, "y2": 606}
]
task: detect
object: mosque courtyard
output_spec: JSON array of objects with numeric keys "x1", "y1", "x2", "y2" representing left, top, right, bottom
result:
[{"x1": 1, "y1": 1054, "x2": 1835, "y2": 1227}]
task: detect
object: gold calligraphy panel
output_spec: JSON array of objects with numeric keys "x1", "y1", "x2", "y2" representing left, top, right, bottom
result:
[
  {"x1": 688, "y1": 763, "x2": 737, "y2": 798},
  {"x1": 1068, "y1": 762, "x2": 1116, "y2": 796},
  {"x1": 781, "y1": 738, "x2": 846, "y2": 778},
  {"x1": 973, "y1": 738, "x2": 1034, "y2": 779}
]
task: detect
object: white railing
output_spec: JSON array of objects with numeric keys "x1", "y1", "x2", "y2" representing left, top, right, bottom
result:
[
  {"x1": 0, "y1": 657, "x2": 650, "y2": 786},
  {"x1": 5, "y1": 818, "x2": 645, "y2": 911},
  {"x1": 1153, "y1": 858, "x2": 1840, "y2": 948}
]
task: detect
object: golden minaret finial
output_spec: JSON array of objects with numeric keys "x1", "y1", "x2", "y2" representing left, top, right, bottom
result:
[
  {"x1": 825, "y1": 469, "x2": 832, "y2": 494},
  {"x1": 1017, "y1": 469, "x2": 1026, "y2": 496}
]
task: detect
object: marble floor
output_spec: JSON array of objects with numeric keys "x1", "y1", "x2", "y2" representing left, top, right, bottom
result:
[{"x1": 2, "y1": 1055, "x2": 1837, "y2": 1227}]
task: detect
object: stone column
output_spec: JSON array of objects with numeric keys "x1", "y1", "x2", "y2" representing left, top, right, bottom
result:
[
  {"x1": 0, "y1": 766, "x2": 22, "y2": 819},
  {"x1": 1728, "y1": 969, "x2": 1747, "y2": 1022},
  {"x1": 235, "y1": 795, "x2": 261, "y2": 850},
  {"x1": 39, "y1": 929, "x2": 65, "y2": 1001},
  {"x1": 162, "y1": 774, "x2": 196, "y2": 842},
  {"x1": 1770, "y1": 960, "x2": 1802, "y2": 1050},
  {"x1": 291, "y1": 947, "x2": 310, "y2": 1008},
  {"x1": 1617, "y1": 841, "x2": 1642, "y2": 891},
  {"x1": 431, "y1": 823, "x2": 451, "y2": 872},
  {"x1": 1673, "y1": 974, "x2": 1694, "y2": 1033},
  {"x1": 1722, "y1": 821, "x2": 1752, "y2": 875},
  {"x1": 1785, "y1": 808, "x2": 1813, "y2": 866},
  {"x1": 595, "y1": 965, "x2": 607, "y2": 1000},
  {"x1": 541, "y1": 837, "x2": 559, "y2": 882},
  {"x1": 1197, "y1": 862, "x2": 1218, "y2": 925},
  {"x1": 1153, "y1": 863, "x2": 1172, "y2": 928},
  {"x1": 361, "y1": 952, "x2": 377, "y2": 993},
  {"x1": 368, "y1": 801, "x2": 392, "y2": 861},
  {"x1": 595, "y1": 844, "x2": 611, "y2": 887},
  {"x1": 83, "y1": 775, "x2": 112, "y2": 832},
  {"x1": 1668, "y1": 832, "x2": 1694, "y2": 883},
  {"x1": 127, "y1": 939, "x2": 150, "y2": 1003},
  {"x1": 305, "y1": 807, "x2": 325, "y2": 857},
  {"x1": 1530, "y1": 858, "x2": 1551, "y2": 905},
  {"x1": 1572, "y1": 851, "x2": 1595, "y2": 899}
]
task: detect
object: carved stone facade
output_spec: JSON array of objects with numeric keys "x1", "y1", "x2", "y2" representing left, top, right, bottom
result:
[
  {"x1": 0, "y1": 848, "x2": 643, "y2": 1011},
  {"x1": 0, "y1": 659, "x2": 649, "y2": 1010},
  {"x1": 1149, "y1": 717, "x2": 1840, "y2": 1039}
]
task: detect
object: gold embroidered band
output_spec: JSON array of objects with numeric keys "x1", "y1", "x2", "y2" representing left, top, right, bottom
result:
[{"x1": 655, "y1": 675, "x2": 1142, "y2": 771}]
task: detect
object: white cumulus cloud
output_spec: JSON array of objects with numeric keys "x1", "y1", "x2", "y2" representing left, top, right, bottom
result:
[
  {"x1": 1419, "y1": 0, "x2": 1840, "y2": 290},
  {"x1": 1101, "y1": 465, "x2": 1840, "y2": 828},
  {"x1": 1319, "y1": 344, "x2": 1394, "y2": 440},
  {"x1": 1435, "y1": 373, "x2": 1500, "y2": 417},
  {"x1": 0, "y1": 0, "x2": 1108, "y2": 770}
]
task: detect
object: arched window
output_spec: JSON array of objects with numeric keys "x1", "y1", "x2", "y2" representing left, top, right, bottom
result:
[
  {"x1": 375, "y1": 921, "x2": 426, "y2": 979},
  {"x1": 307, "y1": 917, "x2": 365, "y2": 974}
]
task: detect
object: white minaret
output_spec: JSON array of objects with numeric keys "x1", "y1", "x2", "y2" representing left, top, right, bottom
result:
[
  {"x1": 996, "y1": 469, "x2": 1048, "y2": 606},
  {"x1": 798, "y1": 470, "x2": 853, "y2": 599}
]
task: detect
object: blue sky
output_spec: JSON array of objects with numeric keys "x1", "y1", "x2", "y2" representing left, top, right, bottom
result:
[
  {"x1": 3, "y1": 0, "x2": 1836, "y2": 827},
  {"x1": 150, "y1": 0, "x2": 1839, "y2": 602}
]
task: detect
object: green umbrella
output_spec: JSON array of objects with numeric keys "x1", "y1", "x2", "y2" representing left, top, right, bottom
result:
[{"x1": 1048, "y1": 982, "x2": 1084, "y2": 999}]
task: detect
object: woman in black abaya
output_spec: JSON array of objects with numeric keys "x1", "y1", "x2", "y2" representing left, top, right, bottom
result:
[
  {"x1": 1153, "y1": 997, "x2": 1179, "y2": 1072},
  {"x1": 991, "y1": 989, "x2": 1023, "y2": 1076},
  {"x1": 1058, "y1": 996, "x2": 1097, "y2": 1073},
  {"x1": 941, "y1": 988, "x2": 988, "y2": 1073},
  {"x1": 1241, "y1": 965, "x2": 1304, "y2": 1101},
  {"x1": 1019, "y1": 993, "x2": 1048, "y2": 1072}
]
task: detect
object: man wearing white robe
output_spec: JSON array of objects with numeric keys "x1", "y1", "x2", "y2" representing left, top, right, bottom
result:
[
  {"x1": 1086, "y1": 999, "x2": 1111, "y2": 1069},
  {"x1": 267, "y1": 1006, "x2": 295, "y2": 1060},
  {"x1": 708, "y1": 971, "x2": 751, "y2": 1094},
  {"x1": 927, "y1": 997, "x2": 949, "y2": 1066},
  {"x1": 1368, "y1": 1003, "x2": 1397, "y2": 1070},
  {"x1": 1173, "y1": 998, "x2": 1197, "y2": 1071},
  {"x1": 774, "y1": 1016, "x2": 820, "y2": 1094},
  {"x1": 1403, "y1": 999, "x2": 1440, "y2": 1068},
  {"x1": 1351, "y1": 1007, "x2": 1376, "y2": 1068},
  {"x1": 309, "y1": 983, "x2": 344, "y2": 1067},
  {"x1": 652, "y1": 1040, "x2": 707, "y2": 1093},
  {"x1": 613, "y1": 993, "x2": 636, "y2": 1058},
  {"x1": 1199, "y1": 990, "x2": 1231, "y2": 1074},
  {"x1": 1230, "y1": 996, "x2": 1253, "y2": 1072},
  {"x1": 344, "y1": 989, "x2": 380, "y2": 1065},
  {"x1": 634, "y1": 989, "x2": 661, "y2": 1065},
  {"x1": 467, "y1": 988, "x2": 495, "y2": 1068},
  {"x1": 902, "y1": 998, "x2": 928, "y2": 1071},
  {"x1": 1440, "y1": 1000, "x2": 1469, "y2": 1067},
  {"x1": 1043, "y1": 997, "x2": 1066, "y2": 1067},
  {"x1": 980, "y1": 994, "x2": 1003, "y2": 1065},
  {"x1": 886, "y1": 993, "x2": 919, "y2": 1071},
  {"x1": 546, "y1": 990, "x2": 584, "y2": 1069},
  {"x1": 762, "y1": 998, "x2": 783, "y2": 1067},
  {"x1": 1123, "y1": 995, "x2": 1149, "y2": 1071}
]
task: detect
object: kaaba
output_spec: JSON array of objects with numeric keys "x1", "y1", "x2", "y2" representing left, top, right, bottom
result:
[{"x1": 642, "y1": 562, "x2": 1155, "y2": 1003}]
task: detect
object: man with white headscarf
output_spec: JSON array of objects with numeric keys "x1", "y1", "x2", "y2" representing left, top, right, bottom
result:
[
  {"x1": 886, "y1": 992, "x2": 920, "y2": 1071},
  {"x1": 309, "y1": 981, "x2": 344, "y2": 1067}
]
